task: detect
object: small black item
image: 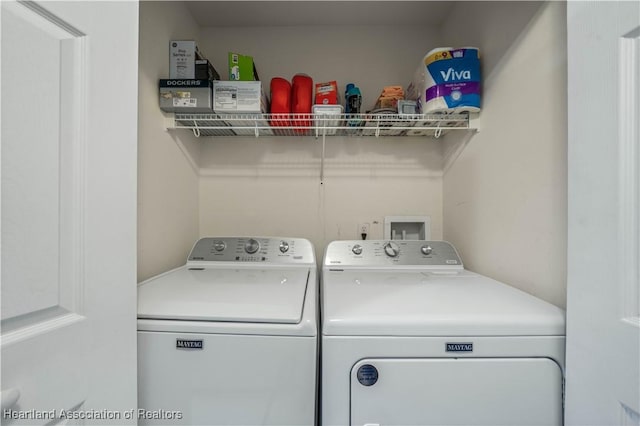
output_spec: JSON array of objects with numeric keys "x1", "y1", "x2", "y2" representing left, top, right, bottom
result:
[{"x1": 195, "y1": 59, "x2": 221, "y2": 81}]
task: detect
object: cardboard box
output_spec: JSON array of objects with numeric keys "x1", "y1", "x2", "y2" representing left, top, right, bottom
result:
[
  {"x1": 159, "y1": 79, "x2": 213, "y2": 113},
  {"x1": 315, "y1": 81, "x2": 338, "y2": 105},
  {"x1": 170, "y1": 41, "x2": 198, "y2": 79},
  {"x1": 212, "y1": 81, "x2": 268, "y2": 113},
  {"x1": 213, "y1": 81, "x2": 271, "y2": 135},
  {"x1": 228, "y1": 52, "x2": 260, "y2": 81}
]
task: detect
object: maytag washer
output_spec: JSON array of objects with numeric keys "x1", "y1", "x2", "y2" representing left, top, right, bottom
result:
[
  {"x1": 137, "y1": 237, "x2": 317, "y2": 425},
  {"x1": 321, "y1": 240, "x2": 565, "y2": 426}
]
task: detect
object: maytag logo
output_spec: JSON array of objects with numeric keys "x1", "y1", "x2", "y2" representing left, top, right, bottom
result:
[
  {"x1": 446, "y1": 342, "x2": 473, "y2": 352},
  {"x1": 440, "y1": 68, "x2": 472, "y2": 82},
  {"x1": 176, "y1": 339, "x2": 203, "y2": 349}
]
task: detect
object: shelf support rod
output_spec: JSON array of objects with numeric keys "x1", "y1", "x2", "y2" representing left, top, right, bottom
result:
[{"x1": 320, "y1": 127, "x2": 326, "y2": 184}]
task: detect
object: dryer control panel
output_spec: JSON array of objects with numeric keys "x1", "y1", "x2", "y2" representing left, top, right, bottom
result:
[
  {"x1": 188, "y1": 237, "x2": 315, "y2": 264},
  {"x1": 324, "y1": 240, "x2": 463, "y2": 268}
]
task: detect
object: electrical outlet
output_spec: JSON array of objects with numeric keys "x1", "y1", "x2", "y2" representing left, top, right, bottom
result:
[{"x1": 359, "y1": 223, "x2": 370, "y2": 236}]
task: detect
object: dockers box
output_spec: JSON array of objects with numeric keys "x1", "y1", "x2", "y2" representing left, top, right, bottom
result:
[
  {"x1": 212, "y1": 81, "x2": 268, "y2": 113},
  {"x1": 159, "y1": 79, "x2": 213, "y2": 113}
]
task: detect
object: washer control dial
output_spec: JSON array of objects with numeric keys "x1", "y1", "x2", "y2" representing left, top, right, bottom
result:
[
  {"x1": 421, "y1": 245, "x2": 433, "y2": 255},
  {"x1": 279, "y1": 241, "x2": 290, "y2": 253},
  {"x1": 244, "y1": 238, "x2": 260, "y2": 254},
  {"x1": 384, "y1": 241, "x2": 400, "y2": 258},
  {"x1": 213, "y1": 240, "x2": 226, "y2": 252},
  {"x1": 352, "y1": 244, "x2": 363, "y2": 255}
]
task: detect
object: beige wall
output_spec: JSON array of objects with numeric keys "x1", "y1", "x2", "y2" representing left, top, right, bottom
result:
[
  {"x1": 198, "y1": 138, "x2": 444, "y2": 256},
  {"x1": 442, "y1": 2, "x2": 568, "y2": 307},
  {"x1": 138, "y1": 1, "x2": 201, "y2": 282}
]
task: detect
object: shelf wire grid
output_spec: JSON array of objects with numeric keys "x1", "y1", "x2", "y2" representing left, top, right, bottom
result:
[{"x1": 173, "y1": 113, "x2": 470, "y2": 138}]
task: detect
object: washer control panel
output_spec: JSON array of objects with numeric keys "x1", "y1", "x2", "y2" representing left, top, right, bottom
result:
[
  {"x1": 324, "y1": 240, "x2": 463, "y2": 267},
  {"x1": 188, "y1": 237, "x2": 314, "y2": 264}
]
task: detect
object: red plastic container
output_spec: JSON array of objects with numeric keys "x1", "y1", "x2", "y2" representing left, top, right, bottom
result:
[
  {"x1": 270, "y1": 77, "x2": 291, "y2": 127},
  {"x1": 291, "y1": 74, "x2": 313, "y2": 132}
]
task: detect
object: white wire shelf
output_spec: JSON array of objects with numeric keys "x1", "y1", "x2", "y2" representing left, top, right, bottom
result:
[{"x1": 169, "y1": 112, "x2": 474, "y2": 138}]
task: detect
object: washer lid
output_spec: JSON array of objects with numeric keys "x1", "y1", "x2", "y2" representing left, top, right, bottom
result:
[
  {"x1": 138, "y1": 267, "x2": 310, "y2": 323},
  {"x1": 322, "y1": 270, "x2": 565, "y2": 336}
]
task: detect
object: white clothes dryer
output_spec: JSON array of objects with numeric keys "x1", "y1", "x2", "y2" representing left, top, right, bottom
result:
[
  {"x1": 321, "y1": 240, "x2": 565, "y2": 426},
  {"x1": 137, "y1": 237, "x2": 317, "y2": 425}
]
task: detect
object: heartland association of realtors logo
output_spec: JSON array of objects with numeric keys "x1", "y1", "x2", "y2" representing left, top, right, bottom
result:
[
  {"x1": 176, "y1": 339, "x2": 203, "y2": 349},
  {"x1": 446, "y1": 342, "x2": 473, "y2": 352}
]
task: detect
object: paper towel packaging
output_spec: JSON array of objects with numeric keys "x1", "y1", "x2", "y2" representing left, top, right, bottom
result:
[{"x1": 407, "y1": 47, "x2": 481, "y2": 113}]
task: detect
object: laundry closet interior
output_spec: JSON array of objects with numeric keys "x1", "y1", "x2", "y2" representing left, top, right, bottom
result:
[{"x1": 138, "y1": 1, "x2": 567, "y2": 309}]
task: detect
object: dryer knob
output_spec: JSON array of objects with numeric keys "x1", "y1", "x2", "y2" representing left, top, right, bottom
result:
[
  {"x1": 245, "y1": 239, "x2": 260, "y2": 254},
  {"x1": 384, "y1": 242, "x2": 400, "y2": 257},
  {"x1": 279, "y1": 241, "x2": 289, "y2": 253},
  {"x1": 352, "y1": 244, "x2": 363, "y2": 255},
  {"x1": 213, "y1": 240, "x2": 226, "y2": 252},
  {"x1": 421, "y1": 245, "x2": 433, "y2": 255}
]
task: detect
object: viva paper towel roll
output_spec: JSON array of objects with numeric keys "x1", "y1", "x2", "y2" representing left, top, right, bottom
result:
[{"x1": 407, "y1": 47, "x2": 481, "y2": 114}]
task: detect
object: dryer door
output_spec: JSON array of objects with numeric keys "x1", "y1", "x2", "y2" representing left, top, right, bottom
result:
[{"x1": 350, "y1": 358, "x2": 563, "y2": 426}]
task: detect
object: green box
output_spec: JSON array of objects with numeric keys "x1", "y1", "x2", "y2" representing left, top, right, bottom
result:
[{"x1": 228, "y1": 52, "x2": 260, "y2": 81}]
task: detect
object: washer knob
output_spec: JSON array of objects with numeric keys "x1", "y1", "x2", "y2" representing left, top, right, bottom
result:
[
  {"x1": 421, "y1": 245, "x2": 433, "y2": 255},
  {"x1": 279, "y1": 241, "x2": 289, "y2": 253},
  {"x1": 384, "y1": 242, "x2": 400, "y2": 258},
  {"x1": 244, "y1": 238, "x2": 260, "y2": 254},
  {"x1": 352, "y1": 244, "x2": 363, "y2": 255},
  {"x1": 213, "y1": 240, "x2": 226, "y2": 252}
]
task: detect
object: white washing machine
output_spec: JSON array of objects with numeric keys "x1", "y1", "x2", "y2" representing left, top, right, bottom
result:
[
  {"x1": 137, "y1": 237, "x2": 317, "y2": 425},
  {"x1": 321, "y1": 240, "x2": 565, "y2": 426}
]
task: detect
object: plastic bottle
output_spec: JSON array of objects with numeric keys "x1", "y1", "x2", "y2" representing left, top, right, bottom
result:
[
  {"x1": 270, "y1": 77, "x2": 291, "y2": 128},
  {"x1": 345, "y1": 83, "x2": 362, "y2": 126},
  {"x1": 345, "y1": 83, "x2": 362, "y2": 114},
  {"x1": 292, "y1": 74, "x2": 313, "y2": 132}
]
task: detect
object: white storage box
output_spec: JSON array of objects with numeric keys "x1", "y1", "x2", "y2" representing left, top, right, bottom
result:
[
  {"x1": 212, "y1": 81, "x2": 267, "y2": 113},
  {"x1": 312, "y1": 104, "x2": 343, "y2": 135},
  {"x1": 212, "y1": 81, "x2": 271, "y2": 135}
]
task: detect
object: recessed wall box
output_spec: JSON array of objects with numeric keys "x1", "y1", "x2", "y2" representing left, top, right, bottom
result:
[
  {"x1": 385, "y1": 215, "x2": 431, "y2": 240},
  {"x1": 159, "y1": 79, "x2": 213, "y2": 113}
]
